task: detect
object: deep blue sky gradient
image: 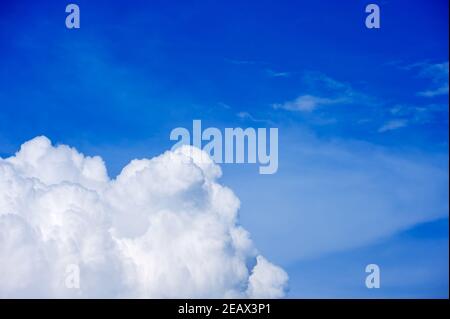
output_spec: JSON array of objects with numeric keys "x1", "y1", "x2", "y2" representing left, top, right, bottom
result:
[{"x1": 0, "y1": 0, "x2": 448, "y2": 297}]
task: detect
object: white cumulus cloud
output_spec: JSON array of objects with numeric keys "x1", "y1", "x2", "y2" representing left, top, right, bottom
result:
[{"x1": 0, "y1": 136, "x2": 288, "y2": 298}]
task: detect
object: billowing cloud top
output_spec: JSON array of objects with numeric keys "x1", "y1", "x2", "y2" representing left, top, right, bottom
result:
[{"x1": 0, "y1": 136, "x2": 288, "y2": 298}]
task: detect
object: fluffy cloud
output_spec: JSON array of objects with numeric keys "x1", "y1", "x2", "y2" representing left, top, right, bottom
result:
[{"x1": 0, "y1": 136, "x2": 288, "y2": 298}]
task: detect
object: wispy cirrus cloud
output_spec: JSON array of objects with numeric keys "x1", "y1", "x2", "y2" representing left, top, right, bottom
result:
[
  {"x1": 398, "y1": 61, "x2": 449, "y2": 97},
  {"x1": 273, "y1": 94, "x2": 345, "y2": 112},
  {"x1": 378, "y1": 103, "x2": 448, "y2": 132},
  {"x1": 272, "y1": 72, "x2": 375, "y2": 112},
  {"x1": 416, "y1": 62, "x2": 449, "y2": 97},
  {"x1": 271, "y1": 70, "x2": 447, "y2": 135},
  {"x1": 378, "y1": 119, "x2": 408, "y2": 132},
  {"x1": 265, "y1": 69, "x2": 291, "y2": 78}
]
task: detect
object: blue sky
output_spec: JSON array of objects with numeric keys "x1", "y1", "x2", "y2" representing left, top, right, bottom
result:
[{"x1": 0, "y1": 0, "x2": 448, "y2": 297}]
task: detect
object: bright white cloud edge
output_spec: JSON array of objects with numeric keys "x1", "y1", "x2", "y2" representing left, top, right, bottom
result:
[{"x1": 0, "y1": 136, "x2": 288, "y2": 298}]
